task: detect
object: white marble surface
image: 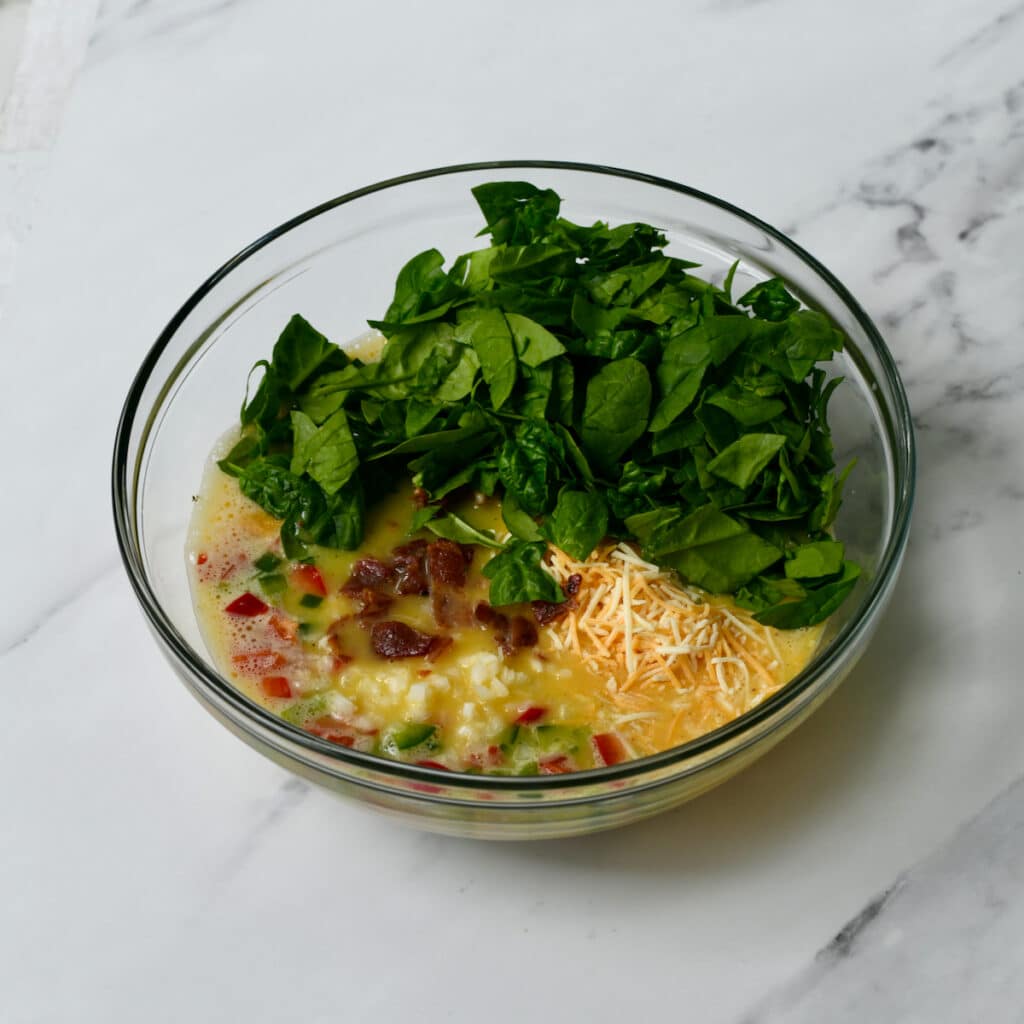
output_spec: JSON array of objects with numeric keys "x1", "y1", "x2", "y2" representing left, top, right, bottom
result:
[{"x1": 2, "y1": 1, "x2": 1023, "y2": 1021}]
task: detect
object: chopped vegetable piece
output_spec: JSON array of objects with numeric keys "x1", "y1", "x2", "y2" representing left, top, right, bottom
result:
[
  {"x1": 593, "y1": 732, "x2": 627, "y2": 766},
  {"x1": 225, "y1": 592, "x2": 269, "y2": 617},
  {"x1": 393, "y1": 723, "x2": 437, "y2": 750},
  {"x1": 291, "y1": 563, "x2": 327, "y2": 596},
  {"x1": 260, "y1": 675, "x2": 292, "y2": 699},
  {"x1": 515, "y1": 706, "x2": 546, "y2": 725},
  {"x1": 254, "y1": 551, "x2": 281, "y2": 572}
]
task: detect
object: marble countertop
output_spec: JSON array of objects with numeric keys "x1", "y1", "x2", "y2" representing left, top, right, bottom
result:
[{"x1": 3, "y1": 1, "x2": 1022, "y2": 1021}]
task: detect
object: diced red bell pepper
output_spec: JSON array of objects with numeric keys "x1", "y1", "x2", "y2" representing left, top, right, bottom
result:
[
  {"x1": 225, "y1": 592, "x2": 268, "y2": 617},
  {"x1": 593, "y1": 732, "x2": 627, "y2": 766},
  {"x1": 515, "y1": 705, "x2": 546, "y2": 725},
  {"x1": 260, "y1": 675, "x2": 292, "y2": 699},
  {"x1": 539, "y1": 755, "x2": 573, "y2": 775},
  {"x1": 415, "y1": 760, "x2": 450, "y2": 771},
  {"x1": 305, "y1": 719, "x2": 356, "y2": 747},
  {"x1": 291, "y1": 564, "x2": 327, "y2": 596},
  {"x1": 196, "y1": 552, "x2": 208, "y2": 565},
  {"x1": 232, "y1": 649, "x2": 286, "y2": 674},
  {"x1": 268, "y1": 613, "x2": 298, "y2": 642}
]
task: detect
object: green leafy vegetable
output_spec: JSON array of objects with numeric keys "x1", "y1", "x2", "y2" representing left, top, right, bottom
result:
[
  {"x1": 542, "y1": 489, "x2": 609, "y2": 562},
  {"x1": 482, "y1": 541, "x2": 563, "y2": 606},
  {"x1": 426, "y1": 513, "x2": 505, "y2": 549},
  {"x1": 705, "y1": 433, "x2": 787, "y2": 489},
  {"x1": 580, "y1": 358, "x2": 652, "y2": 472},
  {"x1": 221, "y1": 181, "x2": 859, "y2": 627}
]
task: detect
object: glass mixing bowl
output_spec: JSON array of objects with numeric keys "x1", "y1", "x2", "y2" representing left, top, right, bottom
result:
[{"x1": 112, "y1": 161, "x2": 914, "y2": 839}]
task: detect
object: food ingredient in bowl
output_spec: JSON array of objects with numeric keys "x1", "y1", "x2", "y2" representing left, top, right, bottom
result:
[{"x1": 187, "y1": 181, "x2": 857, "y2": 775}]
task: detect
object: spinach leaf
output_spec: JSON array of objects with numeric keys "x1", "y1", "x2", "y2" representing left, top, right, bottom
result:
[
  {"x1": 643, "y1": 504, "x2": 782, "y2": 593},
  {"x1": 755, "y1": 561, "x2": 860, "y2": 628},
  {"x1": 498, "y1": 422, "x2": 563, "y2": 516},
  {"x1": 289, "y1": 408, "x2": 359, "y2": 495},
  {"x1": 580, "y1": 358, "x2": 652, "y2": 472},
  {"x1": 456, "y1": 308, "x2": 518, "y2": 410},
  {"x1": 585, "y1": 259, "x2": 669, "y2": 308},
  {"x1": 705, "y1": 385, "x2": 787, "y2": 426},
  {"x1": 241, "y1": 361, "x2": 284, "y2": 430},
  {"x1": 650, "y1": 362, "x2": 708, "y2": 432},
  {"x1": 571, "y1": 291, "x2": 631, "y2": 345},
  {"x1": 482, "y1": 541, "x2": 563, "y2": 605},
  {"x1": 542, "y1": 489, "x2": 609, "y2": 561},
  {"x1": 505, "y1": 313, "x2": 566, "y2": 366},
  {"x1": 472, "y1": 181, "x2": 560, "y2": 245},
  {"x1": 550, "y1": 359, "x2": 575, "y2": 425},
  {"x1": 434, "y1": 345, "x2": 480, "y2": 403},
  {"x1": 809, "y1": 459, "x2": 856, "y2": 531},
  {"x1": 606, "y1": 462, "x2": 667, "y2": 520},
  {"x1": 489, "y1": 244, "x2": 574, "y2": 282},
  {"x1": 705, "y1": 433, "x2": 786, "y2": 489},
  {"x1": 299, "y1": 363, "x2": 371, "y2": 423},
  {"x1": 784, "y1": 540, "x2": 845, "y2": 580},
  {"x1": 272, "y1": 315, "x2": 340, "y2": 390},
  {"x1": 501, "y1": 490, "x2": 543, "y2": 541},
  {"x1": 382, "y1": 249, "x2": 449, "y2": 324},
  {"x1": 750, "y1": 310, "x2": 844, "y2": 381},
  {"x1": 738, "y1": 278, "x2": 800, "y2": 321},
  {"x1": 426, "y1": 513, "x2": 505, "y2": 549},
  {"x1": 238, "y1": 456, "x2": 308, "y2": 520}
]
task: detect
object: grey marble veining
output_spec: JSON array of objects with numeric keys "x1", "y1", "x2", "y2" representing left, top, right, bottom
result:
[{"x1": 742, "y1": 776, "x2": 1024, "y2": 1022}]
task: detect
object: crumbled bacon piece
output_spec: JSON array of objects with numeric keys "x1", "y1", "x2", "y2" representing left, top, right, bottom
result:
[
  {"x1": 426, "y1": 540, "x2": 467, "y2": 588},
  {"x1": 349, "y1": 587, "x2": 394, "y2": 620},
  {"x1": 342, "y1": 557, "x2": 394, "y2": 594},
  {"x1": 425, "y1": 635, "x2": 453, "y2": 661},
  {"x1": 371, "y1": 621, "x2": 444, "y2": 660},
  {"x1": 531, "y1": 599, "x2": 567, "y2": 625},
  {"x1": 508, "y1": 615, "x2": 538, "y2": 650},
  {"x1": 393, "y1": 541, "x2": 429, "y2": 596},
  {"x1": 531, "y1": 573, "x2": 582, "y2": 625},
  {"x1": 432, "y1": 590, "x2": 470, "y2": 629},
  {"x1": 474, "y1": 601, "x2": 497, "y2": 625}
]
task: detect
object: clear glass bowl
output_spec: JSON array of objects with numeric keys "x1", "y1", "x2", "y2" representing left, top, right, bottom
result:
[{"x1": 112, "y1": 162, "x2": 914, "y2": 839}]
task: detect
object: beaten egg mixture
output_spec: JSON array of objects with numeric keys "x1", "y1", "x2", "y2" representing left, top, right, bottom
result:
[{"x1": 188, "y1": 439, "x2": 821, "y2": 775}]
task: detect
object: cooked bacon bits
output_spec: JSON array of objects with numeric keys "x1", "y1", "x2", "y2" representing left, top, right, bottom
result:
[
  {"x1": 508, "y1": 615, "x2": 538, "y2": 650},
  {"x1": 432, "y1": 590, "x2": 470, "y2": 628},
  {"x1": 474, "y1": 601, "x2": 498, "y2": 626},
  {"x1": 426, "y1": 540, "x2": 467, "y2": 588},
  {"x1": 349, "y1": 587, "x2": 394, "y2": 619},
  {"x1": 531, "y1": 573, "x2": 583, "y2": 625},
  {"x1": 473, "y1": 602, "x2": 537, "y2": 653},
  {"x1": 393, "y1": 541, "x2": 429, "y2": 596},
  {"x1": 371, "y1": 621, "x2": 444, "y2": 660},
  {"x1": 342, "y1": 557, "x2": 395, "y2": 593}
]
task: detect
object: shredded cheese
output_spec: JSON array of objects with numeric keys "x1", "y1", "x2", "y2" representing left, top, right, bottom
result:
[{"x1": 542, "y1": 542, "x2": 812, "y2": 757}]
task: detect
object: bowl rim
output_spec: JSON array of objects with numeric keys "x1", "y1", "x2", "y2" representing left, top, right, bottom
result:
[{"x1": 112, "y1": 159, "x2": 916, "y2": 793}]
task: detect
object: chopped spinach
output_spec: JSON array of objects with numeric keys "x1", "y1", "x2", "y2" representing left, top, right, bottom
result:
[{"x1": 222, "y1": 182, "x2": 859, "y2": 627}]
